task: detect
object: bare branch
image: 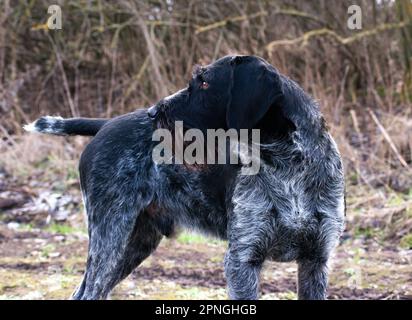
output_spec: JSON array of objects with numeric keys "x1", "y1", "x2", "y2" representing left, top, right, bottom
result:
[
  {"x1": 195, "y1": 9, "x2": 324, "y2": 35},
  {"x1": 368, "y1": 108, "x2": 411, "y2": 171},
  {"x1": 266, "y1": 21, "x2": 409, "y2": 51}
]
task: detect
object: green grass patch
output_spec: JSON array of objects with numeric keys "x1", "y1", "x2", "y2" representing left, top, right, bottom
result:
[
  {"x1": 41, "y1": 244, "x2": 56, "y2": 258},
  {"x1": 45, "y1": 223, "x2": 85, "y2": 235},
  {"x1": 176, "y1": 231, "x2": 223, "y2": 245},
  {"x1": 18, "y1": 223, "x2": 35, "y2": 231},
  {"x1": 277, "y1": 291, "x2": 298, "y2": 300},
  {"x1": 353, "y1": 226, "x2": 382, "y2": 239},
  {"x1": 387, "y1": 193, "x2": 405, "y2": 207},
  {"x1": 400, "y1": 233, "x2": 412, "y2": 249}
]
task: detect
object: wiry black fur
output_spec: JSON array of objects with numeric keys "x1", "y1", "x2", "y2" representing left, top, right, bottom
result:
[
  {"x1": 27, "y1": 55, "x2": 345, "y2": 300},
  {"x1": 24, "y1": 116, "x2": 108, "y2": 136},
  {"x1": 72, "y1": 111, "x2": 237, "y2": 299}
]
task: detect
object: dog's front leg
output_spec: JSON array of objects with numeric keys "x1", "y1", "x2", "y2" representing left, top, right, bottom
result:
[
  {"x1": 297, "y1": 258, "x2": 328, "y2": 300},
  {"x1": 224, "y1": 214, "x2": 268, "y2": 300},
  {"x1": 224, "y1": 247, "x2": 263, "y2": 300}
]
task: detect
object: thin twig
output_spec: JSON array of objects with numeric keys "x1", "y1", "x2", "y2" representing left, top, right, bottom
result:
[
  {"x1": 195, "y1": 9, "x2": 325, "y2": 35},
  {"x1": 124, "y1": 55, "x2": 150, "y2": 100},
  {"x1": 0, "y1": 124, "x2": 17, "y2": 146},
  {"x1": 195, "y1": 11, "x2": 267, "y2": 34},
  {"x1": 48, "y1": 34, "x2": 79, "y2": 117},
  {"x1": 266, "y1": 21, "x2": 409, "y2": 51},
  {"x1": 131, "y1": 6, "x2": 169, "y2": 98},
  {"x1": 368, "y1": 108, "x2": 411, "y2": 171}
]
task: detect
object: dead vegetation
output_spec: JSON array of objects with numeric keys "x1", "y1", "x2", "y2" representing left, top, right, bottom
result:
[
  {"x1": 0, "y1": 1, "x2": 411, "y2": 185},
  {"x1": 0, "y1": 0, "x2": 412, "y2": 299}
]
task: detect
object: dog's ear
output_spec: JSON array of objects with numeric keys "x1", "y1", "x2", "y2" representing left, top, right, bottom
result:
[{"x1": 226, "y1": 56, "x2": 284, "y2": 130}]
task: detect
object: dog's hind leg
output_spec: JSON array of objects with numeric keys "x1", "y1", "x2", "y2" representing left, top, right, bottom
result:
[{"x1": 72, "y1": 210, "x2": 162, "y2": 300}]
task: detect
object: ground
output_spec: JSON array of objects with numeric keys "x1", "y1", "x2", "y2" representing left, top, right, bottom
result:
[
  {"x1": 0, "y1": 158, "x2": 411, "y2": 300},
  {"x1": 0, "y1": 225, "x2": 411, "y2": 300}
]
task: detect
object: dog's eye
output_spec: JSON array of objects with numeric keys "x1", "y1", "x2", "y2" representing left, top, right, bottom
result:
[{"x1": 200, "y1": 81, "x2": 209, "y2": 90}]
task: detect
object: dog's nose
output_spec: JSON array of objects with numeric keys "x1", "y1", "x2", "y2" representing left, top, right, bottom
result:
[{"x1": 148, "y1": 106, "x2": 158, "y2": 119}]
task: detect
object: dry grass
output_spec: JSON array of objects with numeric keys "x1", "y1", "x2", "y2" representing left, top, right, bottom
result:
[
  {"x1": 0, "y1": 134, "x2": 87, "y2": 179},
  {"x1": 0, "y1": 4, "x2": 412, "y2": 301},
  {"x1": 0, "y1": 1, "x2": 411, "y2": 209}
]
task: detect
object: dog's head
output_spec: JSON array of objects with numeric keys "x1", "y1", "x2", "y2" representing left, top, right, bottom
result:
[{"x1": 148, "y1": 55, "x2": 285, "y2": 131}]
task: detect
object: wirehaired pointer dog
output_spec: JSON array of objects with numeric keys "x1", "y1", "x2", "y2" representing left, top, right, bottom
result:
[{"x1": 25, "y1": 55, "x2": 345, "y2": 300}]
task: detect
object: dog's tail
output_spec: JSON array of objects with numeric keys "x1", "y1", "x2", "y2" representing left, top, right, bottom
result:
[{"x1": 23, "y1": 116, "x2": 108, "y2": 136}]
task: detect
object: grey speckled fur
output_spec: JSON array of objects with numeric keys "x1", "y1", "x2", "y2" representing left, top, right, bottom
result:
[{"x1": 27, "y1": 55, "x2": 345, "y2": 300}]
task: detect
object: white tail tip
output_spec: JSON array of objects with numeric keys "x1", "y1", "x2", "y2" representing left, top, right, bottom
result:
[{"x1": 23, "y1": 121, "x2": 38, "y2": 133}]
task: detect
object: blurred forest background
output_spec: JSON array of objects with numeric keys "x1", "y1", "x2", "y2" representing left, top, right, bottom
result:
[{"x1": 0, "y1": 0, "x2": 411, "y2": 299}]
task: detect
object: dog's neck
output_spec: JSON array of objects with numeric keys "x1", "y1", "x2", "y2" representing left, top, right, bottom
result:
[{"x1": 278, "y1": 75, "x2": 330, "y2": 158}]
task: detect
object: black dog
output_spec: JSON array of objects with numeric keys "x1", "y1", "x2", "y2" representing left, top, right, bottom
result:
[{"x1": 25, "y1": 55, "x2": 345, "y2": 300}]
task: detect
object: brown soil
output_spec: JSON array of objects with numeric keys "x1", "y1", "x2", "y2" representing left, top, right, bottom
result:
[{"x1": 0, "y1": 176, "x2": 411, "y2": 300}]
